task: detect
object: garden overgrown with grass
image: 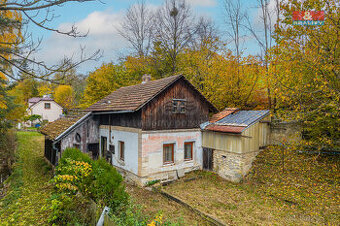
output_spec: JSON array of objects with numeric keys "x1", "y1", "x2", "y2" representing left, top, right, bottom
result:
[
  {"x1": 0, "y1": 132, "x2": 53, "y2": 225},
  {"x1": 162, "y1": 146, "x2": 339, "y2": 225},
  {"x1": 0, "y1": 132, "x2": 197, "y2": 225}
]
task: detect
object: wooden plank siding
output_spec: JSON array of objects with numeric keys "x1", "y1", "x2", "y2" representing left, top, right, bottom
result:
[
  {"x1": 141, "y1": 79, "x2": 211, "y2": 130},
  {"x1": 202, "y1": 115, "x2": 270, "y2": 154},
  {"x1": 202, "y1": 131, "x2": 243, "y2": 153},
  {"x1": 99, "y1": 111, "x2": 142, "y2": 128},
  {"x1": 241, "y1": 115, "x2": 270, "y2": 152}
]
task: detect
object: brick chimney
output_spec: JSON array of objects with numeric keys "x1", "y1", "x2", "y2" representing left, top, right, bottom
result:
[{"x1": 142, "y1": 74, "x2": 151, "y2": 84}]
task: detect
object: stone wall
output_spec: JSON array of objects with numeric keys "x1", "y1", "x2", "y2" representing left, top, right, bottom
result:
[
  {"x1": 270, "y1": 120, "x2": 301, "y2": 145},
  {"x1": 213, "y1": 149, "x2": 259, "y2": 182}
]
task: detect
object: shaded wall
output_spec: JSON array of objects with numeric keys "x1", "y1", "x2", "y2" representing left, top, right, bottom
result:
[{"x1": 60, "y1": 116, "x2": 99, "y2": 158}]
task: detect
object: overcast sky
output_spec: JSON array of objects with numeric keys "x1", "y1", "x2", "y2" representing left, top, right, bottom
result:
[{"x1": 27, "y1": 0, "x2": 265, "y2": 74}]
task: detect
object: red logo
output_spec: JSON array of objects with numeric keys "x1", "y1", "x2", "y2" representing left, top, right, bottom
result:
[
  {"x1": 292, "y1": 11, "x2": 324, "y2": 25},
  {"x1": 292, "y1": 11, "x2": 324, "y2": 21}
]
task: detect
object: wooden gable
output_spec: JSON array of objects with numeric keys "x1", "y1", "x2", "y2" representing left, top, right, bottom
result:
[{"x1": 141, "y1": 77, "x2": 215, "y2": 130}]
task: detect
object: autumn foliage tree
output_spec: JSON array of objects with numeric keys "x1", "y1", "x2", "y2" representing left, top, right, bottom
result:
[
  {"x1": 81, "y1": 63, "x2": 137, "y2": 108},
  {"x1": 179, "y1": 44, "x2": 266, "y2": 110},
  {"x1": 0, "y1": 0, "x2": 22, "y2": 110},
  {"x1": 272, "y1": 0, "x2": 339, "y2": 151},
  {"x1": 54, "y1": 85, "x2": 75, "y2": 110}
]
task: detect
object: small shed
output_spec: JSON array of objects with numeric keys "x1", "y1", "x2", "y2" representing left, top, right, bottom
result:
[
  {"x1": 201, "y1": 108, "x2": 270, "y2": 182},
  {"x1": 40, "y1": 110, "x2": 99, "y2": 165}
]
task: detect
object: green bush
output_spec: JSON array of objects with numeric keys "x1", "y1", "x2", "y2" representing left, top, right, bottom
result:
[
  {"x1": 58, "y1": 148, "x2": 93, "y2": 166},
  {"x1": 90, "y1": 159, "x2": 128, "y2": 214},
  {"x1": 49, "y1": 192, "x2": 96, "y2": 226},
  {"x1": 49, "y1": 148, "x2": 129, "y2": 225}
]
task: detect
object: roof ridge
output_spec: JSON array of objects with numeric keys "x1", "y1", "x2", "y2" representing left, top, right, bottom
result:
[
  {"x1": 86, "y1": 74, "x2": 184, "y2": 112},
  {"x1": 116, "y1": 74, "x2": 182, "y2": 90}
]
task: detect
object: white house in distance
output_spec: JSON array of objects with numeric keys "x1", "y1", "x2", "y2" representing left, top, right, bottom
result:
[{"x1": 26, "y1": 95, "x2": 63, "y2": 126}]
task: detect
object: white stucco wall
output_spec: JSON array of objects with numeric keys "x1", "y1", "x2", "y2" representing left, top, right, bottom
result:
[
  {"x1": 99, "y1": 126, "x2": 140, "y2": 176},
  {"x1": 28, "y1": 100, "x2": 63, "y2": 122},
  {"x1": 141, "y1": 129, "x2": 202, "y2": 180}
]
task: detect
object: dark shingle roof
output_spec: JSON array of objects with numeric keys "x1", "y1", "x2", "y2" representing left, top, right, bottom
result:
[
  {"x1": 40, "y1": 111, "x2": 89, "y2": 140},
  {"x1": 86, "y1": 75, "x2": 182, "y2": 112},
  {"x1": 28, "y1": 97, "x2": 53, "y2": 103},
  {"x1": 86, "y1": 75, "x2": 217, "y2": 112}
]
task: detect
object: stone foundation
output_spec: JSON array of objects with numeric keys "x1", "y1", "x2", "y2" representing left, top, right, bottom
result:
[
  {"x1": 213, "y1": 149, "x2": 259, "y2": 182},
  {"x1": 115, "y1": 165, "x2": 200, "y2": 186}
]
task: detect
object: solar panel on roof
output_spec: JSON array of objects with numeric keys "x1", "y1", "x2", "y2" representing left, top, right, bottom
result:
[{"x1": 216, "y1": 110, "x2": 269, "y2": 127}]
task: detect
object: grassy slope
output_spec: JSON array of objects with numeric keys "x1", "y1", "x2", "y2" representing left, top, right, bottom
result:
[
  {"x1": 163, "y1": 147, "x2": 340, "y2": 225},
  {"x1": 126, "y1": 184, "x2": 209, "y2": 225},
  {"x1": 0, "y1": 132, "x2": 53, "y2": 226}
]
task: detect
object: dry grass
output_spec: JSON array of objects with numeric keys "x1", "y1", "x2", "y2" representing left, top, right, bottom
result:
[
  {"x1": 163, "y1": 147, "x2": 339, "y2": 225},
  {"x1": 126, "y1": 184, "x2": 209, "y2": 225}
]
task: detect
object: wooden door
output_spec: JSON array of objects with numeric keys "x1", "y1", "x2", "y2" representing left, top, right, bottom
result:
[
  {"x1": 203, "y1": 148, "x2": 213, "y2": 170},
  {"x1": 88, "y1": 143, "x2": 99, "y2": 160},
  {"x1": 100, "y1": 136, "x2": 107, "y2": 158}
]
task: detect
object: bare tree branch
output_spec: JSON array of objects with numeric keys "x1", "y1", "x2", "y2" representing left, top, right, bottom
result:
[{"x1": 117, "y1": 0, "x2": 153, "y2": 57}]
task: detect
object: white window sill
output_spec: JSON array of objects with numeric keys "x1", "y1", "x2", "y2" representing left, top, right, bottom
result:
[{"x1": 163, "y1": 162, "x2": 175, "y2": 167}]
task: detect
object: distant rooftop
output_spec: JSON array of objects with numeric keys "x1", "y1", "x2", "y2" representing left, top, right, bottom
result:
[{"x1": 28, "y1": 96, "x2": 53, "y2": 103}]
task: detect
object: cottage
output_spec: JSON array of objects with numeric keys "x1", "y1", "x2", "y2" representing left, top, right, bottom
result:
[
  {"x1": 41, "y1": 75, "x2": 217, "y2": 185},
  {"x1": 40, "y1": 110, "x2": 99, "y2": 165},
  {"x1": 27, "y1": 96, "x2": 63, "y2": 126},
  {"x1": 200, "y1": 108, "x2": 270, "y2": 182}
]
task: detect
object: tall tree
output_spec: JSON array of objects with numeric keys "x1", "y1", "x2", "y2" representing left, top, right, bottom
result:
[
  {"x1": 0, "y1": 0, "x2": 99, "y2": 83},
  {"x1": 81, "y1": 63, "x2": 135, "y2": 108},
  {"x1": 273, "y1": 0, "x2": 339, "y2": 150},
  {"x1": 245, "y1": 0, "x2": 279, "y2": 109},
  {"x1": 223, "y1": 0, "x2": 252, "y2": 106},
  {"x1": 223, "y1": 0, "x2": 246, "y2": 60},
  {"x1": 153, "y1": 0, "x2": 197, "y2": 74},
  {"x1": 54, "y1": 85, "x2": 75, "y2": 110},
  {"x1": 117, "y1": 0, "x2": 154, "y2": 57}
]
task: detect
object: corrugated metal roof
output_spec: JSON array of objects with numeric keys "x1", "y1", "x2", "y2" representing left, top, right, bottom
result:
[
  {"x1": 200, "y1": 110, "x2": 270, "y2": 133},
  {"x1": 216, "y1": 110, "x2": 270, "y2": 127}
]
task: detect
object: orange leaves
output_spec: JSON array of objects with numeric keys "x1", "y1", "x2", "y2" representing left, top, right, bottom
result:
[
  {"x1": 81, "y1": 63, "x2": 136, "y2": 108},
  {"x1": 0, "y1": 0, "x2": 23, "y2": 60},
  {"x1": 179, "y1": 47, "x2": 267, "y2": 110}
]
